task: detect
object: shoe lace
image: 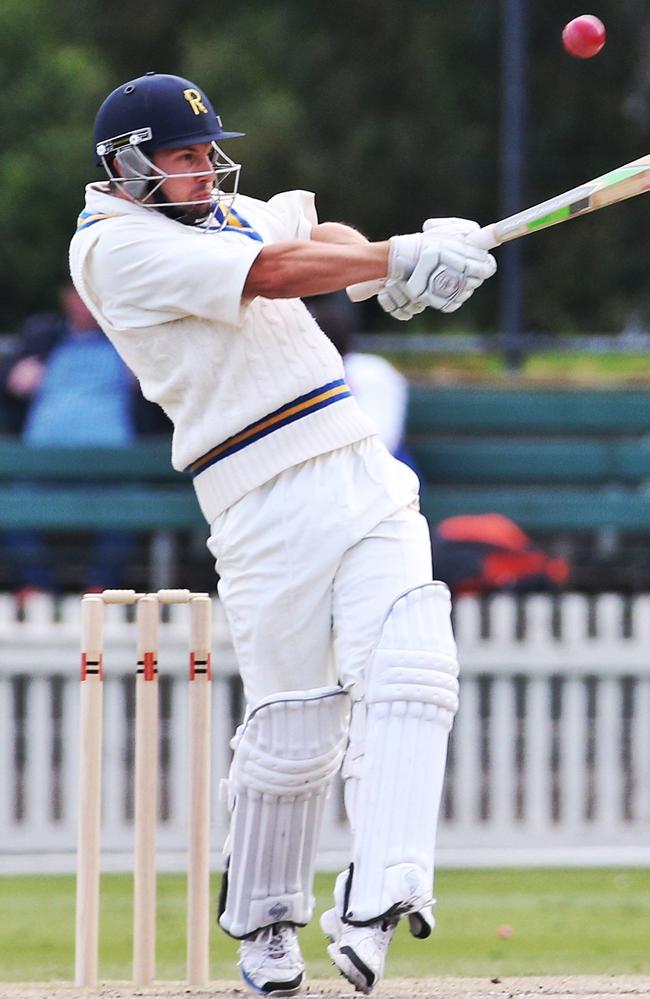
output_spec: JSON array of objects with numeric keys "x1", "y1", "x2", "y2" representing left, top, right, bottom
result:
[{"x1": 267, "y1": 923, "x2": 291, "y2": 960}]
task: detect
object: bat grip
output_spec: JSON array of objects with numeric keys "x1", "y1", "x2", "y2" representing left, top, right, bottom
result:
[
  {"x1": 345, "y1": 223, "x2": 500, "y2": 302},
  {"x1": 346, "y1": 278, "x2": 384, "y2": 303}
]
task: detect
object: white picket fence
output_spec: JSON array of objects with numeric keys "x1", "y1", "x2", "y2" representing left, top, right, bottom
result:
[{"x1": 1, "y1": 591, "x2": 649, "y2": 874}]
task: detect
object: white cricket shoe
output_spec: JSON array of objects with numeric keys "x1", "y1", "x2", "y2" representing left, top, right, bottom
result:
[
  {"x1": 321, "y1": 905, "x2": 398, "y2": 994},
  {"x1": 238, "y1": 923, "x2": 305, "y2": 997}
]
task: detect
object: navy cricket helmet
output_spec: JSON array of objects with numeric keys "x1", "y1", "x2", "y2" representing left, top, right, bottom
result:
[
  {"x1": 93, "y1": 71, "x2": 243, "y2": 164},
  {"x1": 92, "y1": 72, "x2": 244, "y2": 223}
]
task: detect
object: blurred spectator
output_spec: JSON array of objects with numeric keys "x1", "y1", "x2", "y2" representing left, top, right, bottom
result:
[
  {"x1": 307, "y1": 291, "x2": 416, "y2": 467},
  {"x1": 0, "y1": 281, "x2": 168, "y2": 594}
]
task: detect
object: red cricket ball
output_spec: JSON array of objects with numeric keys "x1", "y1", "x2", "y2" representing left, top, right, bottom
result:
[{"x1": 562, "y1": 14, "x2": 606, "y2": 59}]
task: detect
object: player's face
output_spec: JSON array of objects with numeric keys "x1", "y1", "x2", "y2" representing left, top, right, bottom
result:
[{"x1": 152, "y1": 143, "x2": 215, "y2": 213}]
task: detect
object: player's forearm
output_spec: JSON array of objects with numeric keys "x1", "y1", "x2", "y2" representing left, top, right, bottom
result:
[{"x1": 243, "y1": 240, "x2": 389, "y2": 299}]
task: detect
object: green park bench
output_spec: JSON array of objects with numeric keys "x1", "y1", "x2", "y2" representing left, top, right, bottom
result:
[
  {"x1": 0, "y1": 437, "x2": 201, "y2": 531},
  {"x1": 0, "y1": 386, "x2": 649, "y2": 549},
  {"x1": 409, "y1": 386, "x2": 650, "y2": 534},
  {"x1": 0, "y1": 438, "x2": 202, "y2": 587}
]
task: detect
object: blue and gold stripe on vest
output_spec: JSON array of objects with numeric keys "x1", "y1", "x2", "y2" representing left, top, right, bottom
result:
[
  {"x1": 76, "y1": 210, "x2": 116, "y2": 231},
  {"x1": 208, "y1": 205, "x2": 263, "y2": 241},
  {"x1": 186, "y1": 379, "x2": 352, "y2": 477}
]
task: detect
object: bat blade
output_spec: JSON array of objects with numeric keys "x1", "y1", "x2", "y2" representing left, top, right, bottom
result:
[
  {"x1": 347, "y1": 152, "x2": 650, "y2": 300},
  {"x1": 483, "y1": 153, "x2": 650, "y2": 247}
]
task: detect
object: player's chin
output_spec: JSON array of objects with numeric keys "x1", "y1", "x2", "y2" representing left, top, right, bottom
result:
[{"x1": 182, "y1": 200, "x2": 213, "y2": 221}]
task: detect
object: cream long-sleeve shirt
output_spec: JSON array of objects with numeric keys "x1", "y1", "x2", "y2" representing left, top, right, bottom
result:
[{"x1": 69, "y1": 185, "x2": 376, "y2": 521}]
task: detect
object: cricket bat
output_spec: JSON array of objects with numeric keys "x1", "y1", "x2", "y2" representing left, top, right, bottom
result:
[{"x1": 347, "y1": 151, "x2": 650, "y2": 302}]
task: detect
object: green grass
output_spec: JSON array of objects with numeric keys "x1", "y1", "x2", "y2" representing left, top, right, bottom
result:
[
  {"x1": 1, "y1": 868, "x2": 649, "y2": 982},
  {"x1": 384, "y1": 350, "x2": 650, "y2": 385}
]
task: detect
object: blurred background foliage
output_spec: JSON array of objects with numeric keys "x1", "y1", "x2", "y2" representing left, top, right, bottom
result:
[{"x1": 1, "y1": 0, "x2": 650, "y2": 333}]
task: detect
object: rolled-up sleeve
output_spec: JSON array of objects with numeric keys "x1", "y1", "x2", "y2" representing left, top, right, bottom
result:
[{"x1": 266, "y1": 191, "x2": 318, "y2": 239}]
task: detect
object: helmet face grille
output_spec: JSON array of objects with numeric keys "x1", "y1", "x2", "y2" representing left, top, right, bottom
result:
[{"x1": 99, "y1": 139, "x2": 242, "y2": 228}]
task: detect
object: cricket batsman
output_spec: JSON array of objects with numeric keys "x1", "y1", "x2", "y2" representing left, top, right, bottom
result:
[{"x1": 69, "y1": 72, "x2": 497, "y2": 996}]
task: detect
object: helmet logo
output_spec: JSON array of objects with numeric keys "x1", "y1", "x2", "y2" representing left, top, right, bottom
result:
[{"x1": 183, "y1": 88, "x2": 208, "y2": 115}]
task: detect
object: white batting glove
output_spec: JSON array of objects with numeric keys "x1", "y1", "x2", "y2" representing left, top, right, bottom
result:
[
  {"x1": 408, "y1": 233, "x2": 497, "y2": 312},
  {"x1": 347, "y1": 219, "x2": 482, "y2": 308},
  {"x1": 376, "y1": 279, "x2": 428, "y2": 321},
  {"x1": 378, "y1": 231, "x2": 496, "y2": 318},
  {"x1": 377, "y1": 232, "x2": 430, "y2": 319}
]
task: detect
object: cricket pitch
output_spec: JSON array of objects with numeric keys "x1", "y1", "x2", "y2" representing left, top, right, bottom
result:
[{"x1": 1, "y1": 977, "x2": 650, "y2": 999}]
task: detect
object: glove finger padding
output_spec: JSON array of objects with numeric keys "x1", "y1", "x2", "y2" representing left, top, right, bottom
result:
[
  {"x1": 406, "y1": 235, "x2": 497, "y2": 313},
  {"x1": 422, "y1": 217, "x2": 480, "y2": 239},
  {"x1": 378, "y1": 279, "x2": 427, "y2": 321}
]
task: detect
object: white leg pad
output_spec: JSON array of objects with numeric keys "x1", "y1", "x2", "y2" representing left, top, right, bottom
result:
[
  {"x1": 219, "y1": 685, "x2": 350, "y2": 938},
  {"x1": 343, "y1": 582, "x2": 459, "y2": 925}
]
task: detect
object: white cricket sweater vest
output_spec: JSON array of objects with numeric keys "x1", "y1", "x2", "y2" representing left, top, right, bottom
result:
[{"x1": 69, "y1": 185, "x2": 377, "y2": 521}]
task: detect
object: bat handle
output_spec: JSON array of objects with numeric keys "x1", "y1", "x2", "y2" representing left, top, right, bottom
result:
[
  {"x1": 346, "y1": 278, "x2": 385, "y2": 303},
  {"x1": 345, "y1": 223, "x2": 501, "y2": 303}
]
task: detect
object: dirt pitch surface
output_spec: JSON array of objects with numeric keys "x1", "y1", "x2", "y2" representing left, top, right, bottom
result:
[{"x1": 1, "y1": 979, "x2": 650, "y2": 999}]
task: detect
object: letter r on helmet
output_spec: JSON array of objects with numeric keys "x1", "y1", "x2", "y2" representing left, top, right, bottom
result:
[{"x1": 184, "y1": 88, "x2": 208, "y2": 115}]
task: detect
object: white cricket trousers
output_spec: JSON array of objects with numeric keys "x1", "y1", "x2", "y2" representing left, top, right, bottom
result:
[{"x1": 207, "y1": 436, "x2": 433, "y2": 705}]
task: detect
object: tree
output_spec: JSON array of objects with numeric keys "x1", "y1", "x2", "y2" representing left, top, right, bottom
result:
[
  {"x1": 2, "y1": 0, "x2": 650, "y2": 333},
  {"x1": 0, "y1": 0, "x2": 110, "y2": 326}
]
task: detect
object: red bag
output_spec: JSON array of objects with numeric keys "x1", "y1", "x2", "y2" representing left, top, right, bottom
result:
[{"x1": 432, "y1": 513, "x2": 571, "y2": 595}]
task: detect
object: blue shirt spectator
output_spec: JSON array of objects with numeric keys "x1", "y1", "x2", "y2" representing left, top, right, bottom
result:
[
  {"x1": 24, "y1": 328, "x2": 134, "y2": 446},
  {"x1": 0, "y1": 281, "x2": 168, "y2": 595}
]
